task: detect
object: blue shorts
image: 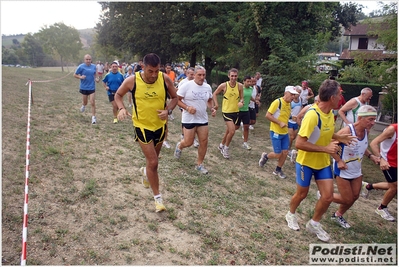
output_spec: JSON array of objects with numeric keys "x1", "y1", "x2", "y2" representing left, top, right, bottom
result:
[
  {"x1": 288, "y1": 121, "x2": 299, "y2": 130},
  {"x1": 270, "y1": 131, "x2": 289, "y2": 154},
  {"x1": 295, "y1": 163, "x2": 333, "y2": 187}
]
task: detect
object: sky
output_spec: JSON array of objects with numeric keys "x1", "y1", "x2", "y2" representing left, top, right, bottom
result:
[
  {"x1": 1, "y1": 1, "x2": 102, "y2": 35},
  {"x1": 0, "y1": 1, "x2": 386, "y2": 36}
]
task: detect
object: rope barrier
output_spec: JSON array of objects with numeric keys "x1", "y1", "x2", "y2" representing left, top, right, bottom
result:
[
  {"x1": 20, "y1": 69, "x2": 76, "y2": 265},
  {"x1": 21, "y1": 80, "x2": 32, "y2": 266},
  {"x1": 30, "y1": 69, "x2": 74, "y2": 83}
]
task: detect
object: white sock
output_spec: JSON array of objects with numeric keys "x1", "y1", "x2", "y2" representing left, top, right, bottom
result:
[
  {"x1": 154, "y1": 194, "x2": 162, "y2": 200},
  {"x1": 310, "y1": 219, "x2": 320, "y2": 226}
]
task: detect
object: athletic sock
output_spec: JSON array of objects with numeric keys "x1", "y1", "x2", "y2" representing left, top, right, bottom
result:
[
  {"x1": 276, "y1": 166, "x2": 282, "y2": 172},
  {"x1": 378, "y1": 204, "x2": 387, "y2": 210},
  {"x1": 154, "y1": 194, "x2": 162, "y2": 200},
  {"x1": 366, "y1": 183, "x2": 374, "y2": 190},
  {"x1": 335, "y1": 211, "x2": 343, "y2": 217},
  {"x1": 310, "y1": 219, "x2": 320, "y2": 226}
]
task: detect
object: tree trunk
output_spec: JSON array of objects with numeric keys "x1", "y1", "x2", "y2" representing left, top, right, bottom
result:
[
  {"x1": 60, "y1": 55, "x2": 64, "y2": 72},
  {"x1": 189, "y1": 51, "x2": 196, "y2": 68},
  {"x1": 204, "y1": 56, "x2": 216, "y2": 86}
]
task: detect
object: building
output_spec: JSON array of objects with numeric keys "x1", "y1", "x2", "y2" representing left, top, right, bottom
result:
[{"x1": 339, "y1": 22, "x2": 396, "y2": 62}]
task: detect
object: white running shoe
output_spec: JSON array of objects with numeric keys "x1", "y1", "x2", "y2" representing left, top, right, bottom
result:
[
  {"x1": 193, "y1": 138, "x2": 199, "y2": 148},
  {"x1": 249, "y1": 125, "x2": 254, "y2": 130},
  {"x1": 222, "y1": 146, "x2": 230, "y2": 159},
  {"x1": 273, "y1": 170, "x2": 286, "y2": 179},
  {"x1": 195, "y1": 164, "x2": 208, "y2": 174},
  {"x1": 162, "y1": 141, "x2": 171, "y2": 149},
  {"x1": 80, "y1": 105, "x2": 86, "y2": 112},
  {"x1": 285, "y1": 211, "x2": 300, "y2": 231},
  {"x1": 306, "y1": 220, "x2": 330, "y2": 242},
  {"x1": 375, "y1": 207, "x2": 396, "y2": 222},
  {"x1": 361, "y1": 181, "x2": 369, "y2": 199},
  {"x1": 316, "y1": 190, "x2": 321, "y2": 200},
  {"x1": 174, "y1": 142, "x2": 182, "y2": 159},
  {"x1": 218, "y1": 144, "x2": 224, "y2": 154},
  {"x1": 259, "y1": 152, "x2": 268, "y2": 167},
  {"x1": 290, "y1": 149, "x2": 298, "y2": 163},
  {"x1": 91, "y1": 116, "x2": 96, "y2": 124},
  {"x1": 331, "y1": 213, "x2": 351, "y2": 228},
  {"x1": 242, "y1": 142, "x2": 251, "y2": 150}
]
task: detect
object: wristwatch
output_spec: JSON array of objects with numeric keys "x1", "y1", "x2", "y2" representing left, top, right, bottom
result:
[{"x1": 168, "y1": 109, "x2": 173, "y2": 115}]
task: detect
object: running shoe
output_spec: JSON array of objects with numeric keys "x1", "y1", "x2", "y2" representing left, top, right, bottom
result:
[
  {"x1": 163, "y1": 141, "x2": 171, "y2": 149},
  {"x1": 113, "y1": 118, "x2": 118, "y2": 124},
  {"x1": 285, "y1": 211, "x2": 300, "y2": 231},
  {"x1": 218, "y1": 144, "x2": 224, "y2": 154},
  {"x1": 91, "y1": 116, "x2": 96, "y2": 124},
  {"x1": 316, "y1": 190, "x2": 321, "y2": 200},
  {"x1": 139, "y1": 167, "x2": 150, "y2": 188},
  {"x1": 259, "y1": 152, "x2": 268, "y2": 167},
  {"x1": 80, "y1": 105, "x2": 85, "y2": 112},
  {"x1": 193, "y1": 138, "x2": 199, "y2": 148},
  {"x1": 375, "y1": 207, "x2": 396, "y2": 221},
  {"x1": 195, "y1": 164, "x2": 208, "y2": 174},
  {"x1": 306, "y1": 220, "x2": 330, "y2": 242},
  {"x1": 290, "y1": 149, "x2": 298, "y2": 163},
  {"x1": 360, "y1": 181, "x2": 369, "y2": 199},
  {"x1": 242, "y1": 142, "x2": 252, "y2": 150},
  {"x1": 155, "y1": 197, "x2": 166, "y2": 213},
  {"x1": 331, "y1": 213, "x2": 351, "y2": 228},
  {"x1": 222, "y1": 146, "x2": 230, "y2": 159},
  {"x1": 273, "y1": 170, "x2": 286, "y2": 179},
  {"x1": 249, "y1": 125, "x2": 254, "y2": 130},
  {"x1": 174, "y1": 142, "x2": 182, "y2": 159}
]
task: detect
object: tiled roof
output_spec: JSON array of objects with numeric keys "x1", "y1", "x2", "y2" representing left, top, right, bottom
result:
[{"x1": 344, "y1": 22, "x2": 389, "y2": 36}]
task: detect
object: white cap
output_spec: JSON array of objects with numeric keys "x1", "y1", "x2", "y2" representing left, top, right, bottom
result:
[{"x1": 285, "y1": 86, "x2": 299, "y2": 95}]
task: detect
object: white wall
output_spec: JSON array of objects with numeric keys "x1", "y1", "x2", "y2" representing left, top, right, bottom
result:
[{"x1": 350, "y1": 36, "x2": 385, "y2": 50}]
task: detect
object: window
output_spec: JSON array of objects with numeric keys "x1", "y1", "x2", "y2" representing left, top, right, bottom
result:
[{"x1": 358, "y1": 38, "x2": 368, "y2": 49}]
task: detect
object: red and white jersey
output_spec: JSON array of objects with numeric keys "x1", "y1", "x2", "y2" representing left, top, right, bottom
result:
[{"x1": 380, "y1": 124, "x2": 397, "y2": 168}]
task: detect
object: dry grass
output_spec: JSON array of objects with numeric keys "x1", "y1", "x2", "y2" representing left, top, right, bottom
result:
[{"x1": 2, "y1": 66, "x2": 397, "y2": 265}]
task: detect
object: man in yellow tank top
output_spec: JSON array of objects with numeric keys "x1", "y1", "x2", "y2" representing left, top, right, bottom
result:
[
  {"x1": 258, "y1": 86, "x2": 299, "y2": 179},
  {"x1": 284, "y1": 79, "x2": 357, "y2": 242},
  {"x1": 115, "y1": 53, "x2": 178, "y2": 213},
  {"x1": 212, "y1": 68, "x2": 243, "y2": 159}
]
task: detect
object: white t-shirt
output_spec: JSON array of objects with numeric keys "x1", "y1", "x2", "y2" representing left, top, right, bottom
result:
[
  {"x1": 256, "y1": 77, "x2": 262, "y2": 88},
  {"x1": 248, "y1": 87, "x2": 257, "y2": 109},
  {"x1": 178, "y1": 77, "x2": 190, "y2": 88},
  {"x1": 177, "y1": 80, "x2": 213, "y2": 124}
]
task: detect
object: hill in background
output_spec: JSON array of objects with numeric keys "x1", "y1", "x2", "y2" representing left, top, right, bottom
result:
[{"x1": 2, "y1": 28, "x2": 95, "y2": 49}]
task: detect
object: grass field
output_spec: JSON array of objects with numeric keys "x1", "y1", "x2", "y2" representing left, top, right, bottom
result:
[{"x1": 2, "y1": 66, "x2": 397, "y2": 265}]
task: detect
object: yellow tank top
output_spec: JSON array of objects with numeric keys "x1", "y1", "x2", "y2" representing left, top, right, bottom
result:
[
  {"x1": 132, "y1": 71, "x2": 167, "y2": 131},
  {"x1": 222, "y1": 82, "x2": 240, "y2": 113}
]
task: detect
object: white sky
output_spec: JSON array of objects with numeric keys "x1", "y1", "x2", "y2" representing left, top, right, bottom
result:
[
  {"x1": 0, "y1": 1, "x2": 387, "y2": 36},
  {"x1": 1, "y1": 1, "x2": 102, "y2": 35}
]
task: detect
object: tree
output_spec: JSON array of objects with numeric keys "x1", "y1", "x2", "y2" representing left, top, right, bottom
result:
[
  {"x1": 96, "y1": 2, "x2": 243, "y2": 84},
  {"x1": 21, "y1": 34, "x2": 46, "y2": 67},
  {"x1": 368, "y1": 2, "x2": 397, "y2": 122},
  {"x1": 36, "y1": 22, "x2": 82, "y2": 71},
  {"x1": 238, "y1": 2, "x2": 361, "y2": 103}
]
